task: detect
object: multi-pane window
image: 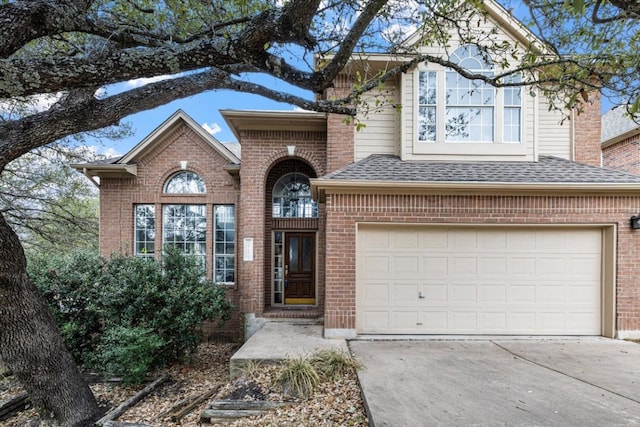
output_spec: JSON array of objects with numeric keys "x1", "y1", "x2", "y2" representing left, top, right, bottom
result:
[
  {"x1": 272, "y1": 173, "x2": 318, "y2": 218},
  {"x1": 134, "y1": 204, "x2": 155, "y2": 259},
  {"x1": 417, "y1": 44, "x2": 521, "y2": 144},
  {"x1": 164, "y1": 171, "x2": 206, "y2": 194},
  {"x1": 214, "y1": 205, "x2": 235, "y2": 285},
  {"x1": 445, "y1": 45, "x2": 494, "y2": 142},
  {"x1": 162, "y1": 204, "x2": 206, "y2": 270},
  {"x1": 418, "y1": 71, "x2": 437, "y2": 142},
  {"x1": 503, "y1": 74, "x2": 522, "y2": 143}
]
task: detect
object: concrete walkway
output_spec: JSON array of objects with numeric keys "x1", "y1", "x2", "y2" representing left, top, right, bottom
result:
[
  {"x1": 229, "y1": 322, "x2": 347, "y2": 377},
  {"x1": 350, "y1": 338, "x2": 640, "y2": 427}
]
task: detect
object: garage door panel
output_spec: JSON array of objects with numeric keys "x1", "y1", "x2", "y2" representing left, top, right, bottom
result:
[
  {"x1": 449, "y1": 257, "x2": 478, "y2": 275},
  {"x1": 478, "y1": 257, "x2": 507, "y2": 275},
  {"x1": 509, "y1": 285, "x2": 536, "y2": 303},
  {"x1": 392, "y1": 311, "x2": 420, "y2": 329},
  {"x1": 478, "y1": 285, "x2": 507, "y2": 303},
  {"x1": 421, "y1": 230, "x2": 448, "y2": 248},
  {"x1": 451, "y1": 232, "x2": 478, "y2": 250},
  {"x1": 424, "y1": 257, "x2": 448, "y2": 275},
  {"x1": 362, "y1": 255, "x2": 390, "y2": 278},
  {"x1": 392, "y1": 255, "x2": 419, "y2": 277},
  {"x1": 360, "y1": 282, "x2": 389, "y2": 304},
  {"x1": 393, "y1": 283, "x2": 420, "y2": 305},
  {"x1": 478, "y1": 312, "x2": 507, "y2": 331},
  {"x1": 357, "y1": 226, "x2": 602, "y2": 335},
  {"x1": 424, "y1": 284, "x2": 448, "y2": 302}
]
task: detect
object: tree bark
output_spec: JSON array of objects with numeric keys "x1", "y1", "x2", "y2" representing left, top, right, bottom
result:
[{"x1": 0, "y1": 211, "x2": 100, "y2": 427}]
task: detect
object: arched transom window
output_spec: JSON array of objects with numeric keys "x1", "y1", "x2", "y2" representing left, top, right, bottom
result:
[
  {"x1": 417, "y1": 44, "x2": 521, "y2": 144},
  {"x1": 163, "y1": 171, "x2": 206, "y2": 194},
  {"x1": 272, "y1": 173, "x2": 317, "y2": 218}
]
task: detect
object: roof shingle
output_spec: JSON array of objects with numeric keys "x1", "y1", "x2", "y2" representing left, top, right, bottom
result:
[{"x1": 322, "y1": 155, "x2": 640, "y2": 184}]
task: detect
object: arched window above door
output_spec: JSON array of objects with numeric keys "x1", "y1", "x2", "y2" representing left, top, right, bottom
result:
[
  {"x1": 272, "y1": 172, "x2": 317, "y2": 218},
  {"x1": 163, "y1": 171, "x2": 206, "y2": 194}
]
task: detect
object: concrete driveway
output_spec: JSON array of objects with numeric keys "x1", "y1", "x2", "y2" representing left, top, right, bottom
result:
[{"x1": 349, "y1": 338, "x2": 640, "y2": 426}]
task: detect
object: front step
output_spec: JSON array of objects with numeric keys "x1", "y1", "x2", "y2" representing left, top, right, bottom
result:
[
  {"x1": 200, "y1": 400, "x2": 290, "y2": 423},
  {"x1": 261, "y1": 307, "x2": 323, "y2": 320}
]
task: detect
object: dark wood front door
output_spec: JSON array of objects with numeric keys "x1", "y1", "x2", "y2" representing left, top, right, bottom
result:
[{"x1": 284, "y1": 232, "x2": 315, "y2": 304}]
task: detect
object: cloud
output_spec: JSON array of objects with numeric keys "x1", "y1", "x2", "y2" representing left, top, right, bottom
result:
[
  {"x1": 202, "y1": 122, "x2": 222, "y2": 135},
  {"x1": 0, "y1": 93, "x2": 61, "y2": 116},
  {"x1": 125, "y1": 74, "x2": 176, "y2": 88}
]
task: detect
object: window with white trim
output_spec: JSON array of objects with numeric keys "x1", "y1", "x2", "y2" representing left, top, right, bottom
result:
[
  {"x1": 162, "y1": 204, "x2": 206, "y2": 270},
  {"x1": 213, "y1": 205, "x2": 235, "y2": 285},
  {"x1": 134, "y1": 204, "x2": 155, "y2": 259},
  {"x1": 417, "y1": 44, "x2": 522, "y2": 144},
  {"x1": 164, "y1": 171, "x2": 206, "y2": 194},
  {"x1": 272, "y1": 173, "x2": 318, "y2": 218}
]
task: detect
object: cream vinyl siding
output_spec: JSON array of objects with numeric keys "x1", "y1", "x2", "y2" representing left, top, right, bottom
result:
[
  {"x1": 354, "y1": 81, "x2": 400, "y2": 161},
  {"x1": 400, "y1": 66, "x2": 540, "y2": 162},
  {"x1": 537, "y1": 97, "x2": 571, "y2": 159},
  {"x1": 357, "y1": 225, "x2": 602, "y2": 335}
]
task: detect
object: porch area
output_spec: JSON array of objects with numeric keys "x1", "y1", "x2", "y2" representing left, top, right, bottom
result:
[{"x1": 229, "y1": 321, "x2": 348, "y2": 378}]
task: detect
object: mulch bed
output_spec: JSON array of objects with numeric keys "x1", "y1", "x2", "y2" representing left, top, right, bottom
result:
[{"x1": 0, "y1": 343, "x2": 368, "y2": 426}]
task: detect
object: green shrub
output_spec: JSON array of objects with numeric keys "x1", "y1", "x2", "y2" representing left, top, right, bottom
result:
[
  {"x1": 93, "y1": 326, "x2": 165, "y2": 385},
  {"x1": 27, "y1": 248, "x2": 234, "y2": 384},
  {"x1": 27, "y1": 251, "x2": 105, "y2": 365}
]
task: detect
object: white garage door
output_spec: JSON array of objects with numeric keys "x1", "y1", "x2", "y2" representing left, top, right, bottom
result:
[{"x1": 357, "y1": 225, "x2": 602, "y2": 335}]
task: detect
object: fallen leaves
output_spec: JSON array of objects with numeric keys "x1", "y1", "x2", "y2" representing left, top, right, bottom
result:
[{"x1": 1, "y1": 342, "x2": 368, "y2": 426}]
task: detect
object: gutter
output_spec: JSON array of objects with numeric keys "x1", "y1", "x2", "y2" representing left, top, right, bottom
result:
[{"x1": 311, "y1": 178, "x2": 640, "y2": 201}]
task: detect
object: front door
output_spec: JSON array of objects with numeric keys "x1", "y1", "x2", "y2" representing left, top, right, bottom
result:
[{"x1": 284, "y1": 232, "x2": 315, "y2": 304}]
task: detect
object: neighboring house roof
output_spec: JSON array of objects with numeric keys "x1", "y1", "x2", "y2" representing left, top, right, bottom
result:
[
  {"x1": 601, "y1": 106, "x2": 640, "y2": 147},
  {"x1": 71, "y1": 109, "x2": 240, "y2": 179},
  {"x1": 312, "y1": 155, "x2": 640, "y2": 199}
]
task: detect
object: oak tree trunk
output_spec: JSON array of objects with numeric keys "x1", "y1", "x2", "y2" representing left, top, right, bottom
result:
[{"x1": 0, "y1": 211, "x2": 100, "y2": 426}]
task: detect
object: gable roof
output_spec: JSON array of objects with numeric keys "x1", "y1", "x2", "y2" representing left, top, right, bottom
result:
[
  {"x1": 71, "y1": 110, "x2": 240, "y2": 179},
  {"x1": 601, "y1": 106, "x2": 640, "y2": 147},
  {"x1": 120, "y1": 109, "x2": 240, "y2": 165},
  {"x1": 402, "y1": 0, "x2": 549, "y2": 55},
  {"x1": 311, "y1": 155, "x2": 640, "y2": 200}
]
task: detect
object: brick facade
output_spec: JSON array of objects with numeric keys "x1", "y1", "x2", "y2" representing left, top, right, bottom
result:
[
  {"x1": 574, "y1": 94, "x2": 603, "y2": 167},
  {"x1": 99, "y1": 122, "x2": 244, "y2": 339},
  {"x1": 323, "y1": 193, "x2": 640, "y2": 335},
  {"x1": 236, "y1": 129, "x2": 328, "y2": 319},
  {"x1": 603, "y1": 134, "x2": 640, "y2": 175}
]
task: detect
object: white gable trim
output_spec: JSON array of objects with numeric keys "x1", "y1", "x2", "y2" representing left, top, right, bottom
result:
[
  {"x1": 402, "y1": 0, "x2": 549, "y2": 56},
  {"x1": 119, "y1": 109, "x2": 240, "y2": 165}
]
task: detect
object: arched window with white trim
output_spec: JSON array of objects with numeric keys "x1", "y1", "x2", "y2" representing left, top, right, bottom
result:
[
  {"x1": 163, "y1": 171, "x2": 206, "y2": 194},
  {"x1": 272, "y1": 173, "x2": 317, "y2": 218}
]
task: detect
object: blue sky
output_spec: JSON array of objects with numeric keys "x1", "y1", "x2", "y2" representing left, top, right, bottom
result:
[
  {"x1": 100, "y1": 73, "x2": 313, "y2": 156},
  {"x1": 95, "y1": 2, "x2": 616, "y2": 158}
]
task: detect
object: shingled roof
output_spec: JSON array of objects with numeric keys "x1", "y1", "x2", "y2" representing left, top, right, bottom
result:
[{"x1": 321, "y1": 155, "x2": 640, "y2": 184}]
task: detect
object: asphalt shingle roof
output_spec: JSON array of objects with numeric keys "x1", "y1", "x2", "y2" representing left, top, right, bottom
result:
[
  {"x1": 322, "y1": 155, "x2": 640, "y2": 184},
  {"x1": 602, "y1": 106, "x2": 639, "y2": 143}
]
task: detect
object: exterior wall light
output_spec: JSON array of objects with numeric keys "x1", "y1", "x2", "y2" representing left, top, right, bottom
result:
[
  {"x1": 631, "y1": 215, "x2": 640, "y2": 229},
  {"x1": 180, "y1": 160, "x2": 188, "y2": 170},
  {"x1": 287, "y1": 145, "x2": 296, "y2": 156}
]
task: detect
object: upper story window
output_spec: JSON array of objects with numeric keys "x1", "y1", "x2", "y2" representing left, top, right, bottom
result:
[
  {"x1": 418, "y1": 44, "x2": 521, "y2": 145},
  {"x1": 272, "y1": 173, "x2": 318, "y2": 218},
  {"x1": 163, "y1": 171, "x2": 206, "y2": 194}
]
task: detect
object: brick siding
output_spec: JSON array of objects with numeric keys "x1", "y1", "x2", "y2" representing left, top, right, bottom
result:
[
  {"x1": 324, "y1": 193, "x2": 640, "y2": 333},
  {"x1": 235, "y1": 129, "x2": 328, "y2": 318},
  {"x1": 99, "y1": 122, "x2": 243, "y2": 339},
  {"x1": 603, "y1": 134, "x2": 640, "y2": 175},
  {"x1": 574, "y1": 94, "x2": 603, "y2": 167}
]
